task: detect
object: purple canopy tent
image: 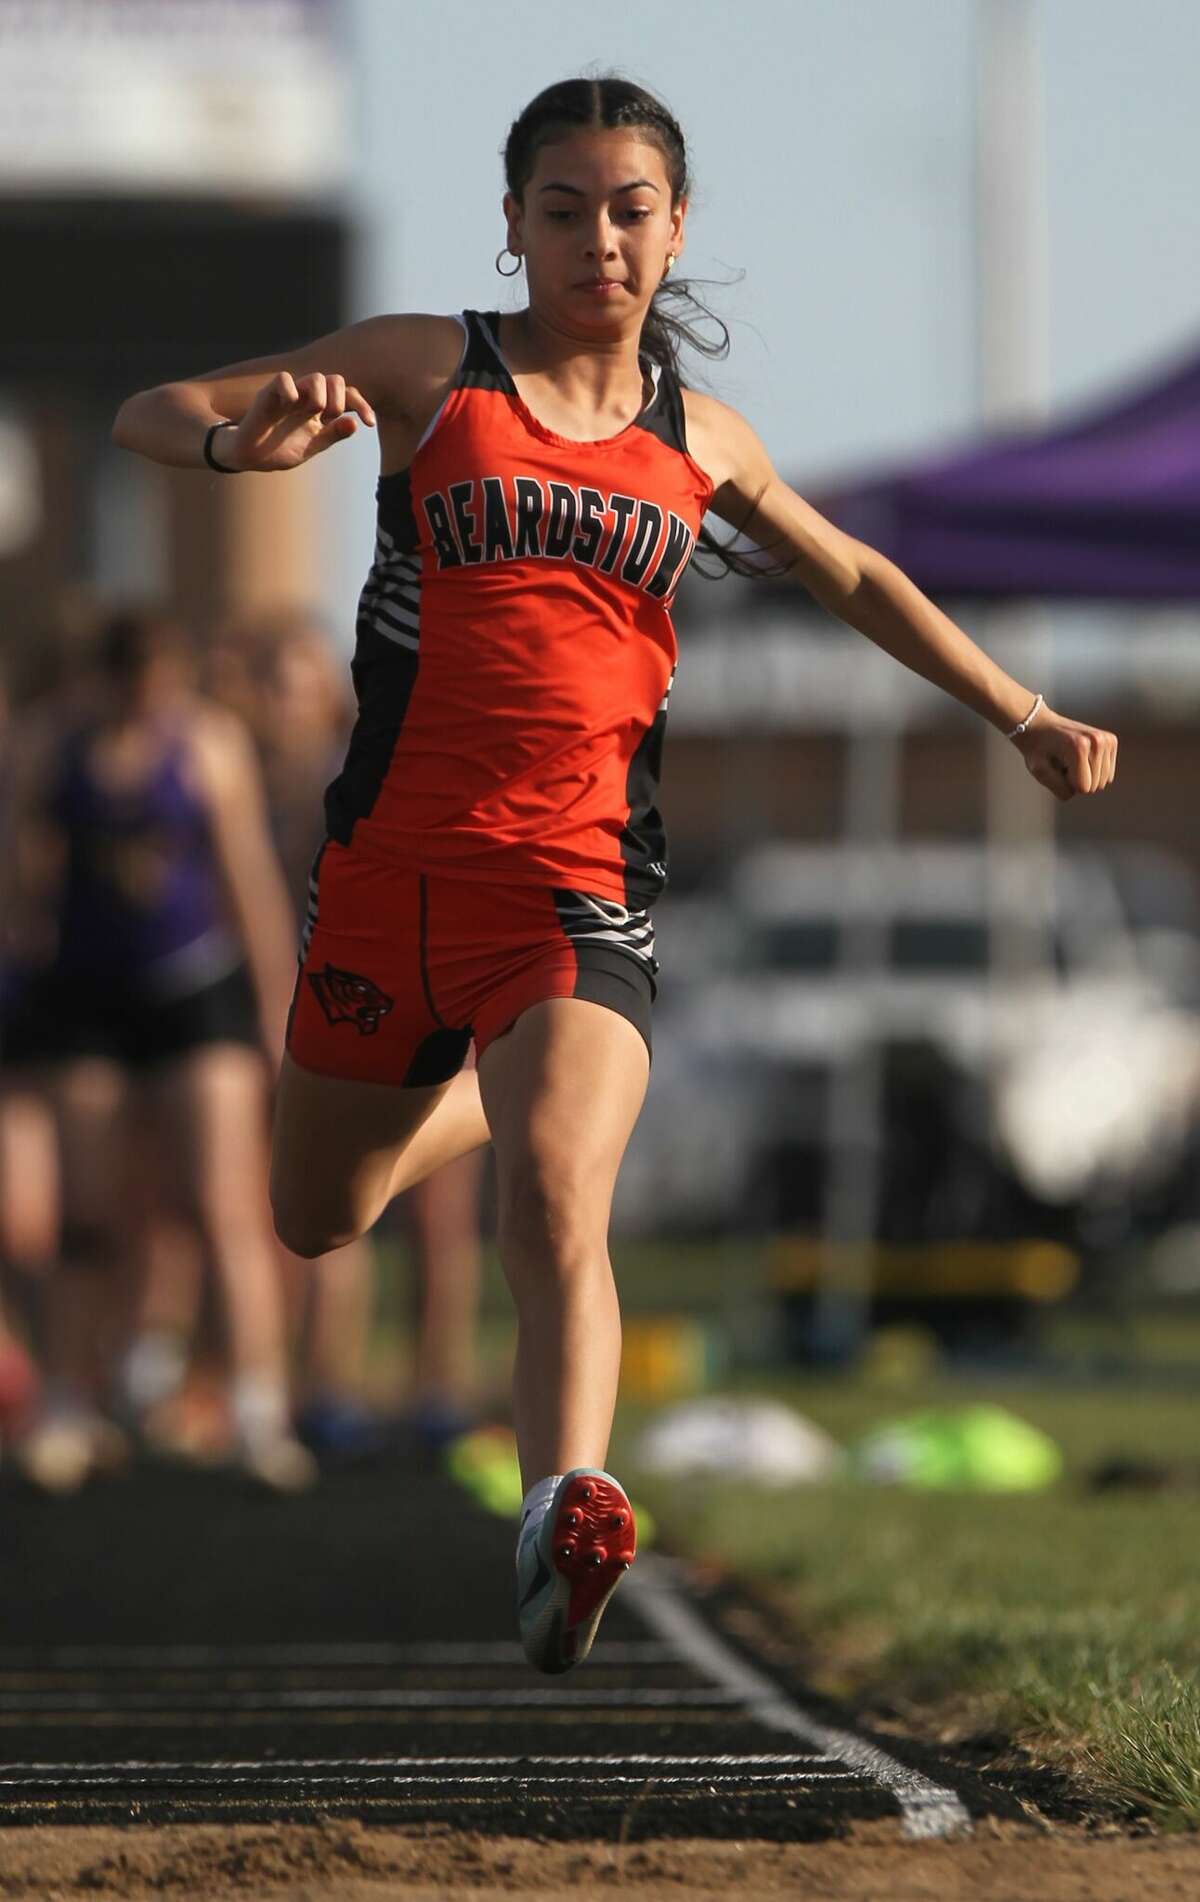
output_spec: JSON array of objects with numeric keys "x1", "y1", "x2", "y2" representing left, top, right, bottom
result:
[{"x1": 808, "y1": 341, "x2": 1200, "y2": 602}]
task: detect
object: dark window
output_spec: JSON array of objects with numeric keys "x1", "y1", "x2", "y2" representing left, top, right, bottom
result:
[
  {"x1": 889, "y1": 921, "x2": 990, "y2": 971},
  {"x1": 751, "y1": 920, "x2": 840, "y2": 971}
]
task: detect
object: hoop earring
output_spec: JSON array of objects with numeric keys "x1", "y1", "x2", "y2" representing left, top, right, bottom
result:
[{"x1": 495, "y1": 248, "x2": 523, "y2": 277}]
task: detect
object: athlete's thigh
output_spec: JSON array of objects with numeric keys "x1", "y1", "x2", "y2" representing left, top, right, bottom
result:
[
  {"x1": 0, "y1": 1082, "x2": 60, "y2": 1265},
  {"x1": 477, "y1": 997, "x2": 649, "y2": 1236},
  {"x1": 270, "y1": 1051, "x2": 454, "y2": 1251},
  {"x1": 145, "y1": 1042, "x2": 271, "y2": 1224},
  {"x1": 48, "y1": 1057, "x2": 131, "y2": 1230}
]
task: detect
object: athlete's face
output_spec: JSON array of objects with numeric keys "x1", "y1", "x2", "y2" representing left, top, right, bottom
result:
[{"x1": 505, "y1": 130, "x2": 686, "y2": 329}]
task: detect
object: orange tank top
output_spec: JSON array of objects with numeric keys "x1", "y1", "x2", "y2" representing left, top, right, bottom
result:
[{"x1": 324, "y1": 309, "x2": 714, "y2": 908}]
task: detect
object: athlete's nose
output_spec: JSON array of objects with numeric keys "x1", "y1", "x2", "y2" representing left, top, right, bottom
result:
[{"x1": 581, "y1": 215, "x2": 620, "y2": 262}]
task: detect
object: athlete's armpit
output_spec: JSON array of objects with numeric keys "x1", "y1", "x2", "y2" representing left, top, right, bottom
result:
[{"x1": 683, "y1": 389, "x2": 867, "y2": 607}]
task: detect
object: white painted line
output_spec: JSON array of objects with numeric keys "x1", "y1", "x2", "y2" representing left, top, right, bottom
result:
[
  {"x1": 626, "y1": 1557, "x2": 972, "y2": 1842},
  {"x1": 0, "y1": 1771, "x2": 861, "y2": 1791},
  {"x1": 0, "y1": 1752, "x2": 838, "y2": 1777}
]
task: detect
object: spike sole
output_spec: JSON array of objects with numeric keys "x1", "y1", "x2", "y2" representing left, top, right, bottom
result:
[{"x1": 520, "y1": 1468, "x2": 637, "y2": 1674}]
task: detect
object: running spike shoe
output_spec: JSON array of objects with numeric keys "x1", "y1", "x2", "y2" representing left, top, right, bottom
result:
[{"x1": 516, "y1": 1467, "x2": 637, "y2": 1675}]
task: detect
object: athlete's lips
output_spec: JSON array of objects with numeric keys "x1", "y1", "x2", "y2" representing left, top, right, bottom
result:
[{"x1": 575, "y1": 277, "x2": 624, "y2": 290}]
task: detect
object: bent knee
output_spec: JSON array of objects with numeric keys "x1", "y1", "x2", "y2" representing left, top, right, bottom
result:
[{"x1": 270, "y1": 1190, "x2": 361, "y2": 1262}]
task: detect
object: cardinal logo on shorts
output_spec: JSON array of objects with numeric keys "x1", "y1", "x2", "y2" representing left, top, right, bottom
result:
[{"x1": 308, "y1": 963, "x2": 394, "y2": 1036}]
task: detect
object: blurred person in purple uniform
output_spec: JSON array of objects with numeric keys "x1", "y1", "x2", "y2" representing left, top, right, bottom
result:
[
  {"x1": 0, "y1": 600, "x2": 108, "y2": 1431},
  {"x1": 2, "y1": 604, "x2": 314, "y2": 1491}
]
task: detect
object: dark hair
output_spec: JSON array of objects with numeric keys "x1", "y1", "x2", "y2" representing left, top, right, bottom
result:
[
  {"x1": 503, "y1": 76, "x2": 791, "y2": 581},
  {"x1": 97, "y1": 605, "x2": 189, "y2": 683}
]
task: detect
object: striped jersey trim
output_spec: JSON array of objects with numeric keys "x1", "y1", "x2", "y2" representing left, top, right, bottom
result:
[{"x1": 357, "y1": 523, "x2": 423, "y2": 652}]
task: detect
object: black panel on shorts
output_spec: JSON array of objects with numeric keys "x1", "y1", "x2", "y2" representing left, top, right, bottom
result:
[
  {"x1": 571, "y1": 944, "x2": 655, "y2": 1062},
  {"x1": 401, "y1": 1026, "x2": 473, "y2": 1088}
]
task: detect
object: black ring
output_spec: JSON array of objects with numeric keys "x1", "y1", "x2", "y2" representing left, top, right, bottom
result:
[{"x1": 203, "y1": 422, "x2": 241, "y2": 473}]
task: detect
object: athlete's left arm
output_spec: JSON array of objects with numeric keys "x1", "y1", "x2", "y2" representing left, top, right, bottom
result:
[
  {"x1": 189, "y1": 705, "x2": 300, "y2": 1066},
  {"x1": 682, "y1": 391, "x2": 1117, "y2": 802}
]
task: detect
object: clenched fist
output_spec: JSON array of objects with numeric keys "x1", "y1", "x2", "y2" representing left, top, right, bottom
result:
[{"x1": 1013, "y1": 705, "x2": 1118, "y2": 802}]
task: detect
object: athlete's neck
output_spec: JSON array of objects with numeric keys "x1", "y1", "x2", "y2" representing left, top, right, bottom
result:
[{"x1": 501, "y1": 307, "x2": 648, "y2": 413}]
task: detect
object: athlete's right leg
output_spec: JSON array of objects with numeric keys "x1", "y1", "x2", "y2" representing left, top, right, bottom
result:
[{"x1": 269, "y1": 1054, "x2": 490, "y2": 1260}]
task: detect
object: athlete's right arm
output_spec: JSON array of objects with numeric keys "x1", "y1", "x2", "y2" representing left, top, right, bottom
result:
[{"x1": 111, "y1": 313, "x2": 466, "y2": 473}]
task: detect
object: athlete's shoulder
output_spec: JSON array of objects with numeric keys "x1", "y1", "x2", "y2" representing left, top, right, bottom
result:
[
  {"x1": 680, "y1": 388, "x2": 776, "y2": 514},
  {"x1": 339, "y1": 312, "x2": 471, "y2": 468},
  {"x1": 342, "y1": 312, "x2": 467, "y2": 420}
]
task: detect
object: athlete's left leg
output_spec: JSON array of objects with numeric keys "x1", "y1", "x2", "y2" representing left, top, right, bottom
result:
[{"x1": 476, "y1": 997, "x2": 649, "y2": 1492}]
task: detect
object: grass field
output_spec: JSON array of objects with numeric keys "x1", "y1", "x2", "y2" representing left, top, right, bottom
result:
[
  {"x1": 371, "y1": 1235, "x2": 1200, "y2": 1830},
  {"x1": 616, "y1": 1375, "x2": 1200, "y2": 1832}
]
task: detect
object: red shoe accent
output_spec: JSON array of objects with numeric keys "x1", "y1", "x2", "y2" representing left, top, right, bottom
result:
[{"x1": 549, "y1": 1473, "x2": 637, "y2": 1634}]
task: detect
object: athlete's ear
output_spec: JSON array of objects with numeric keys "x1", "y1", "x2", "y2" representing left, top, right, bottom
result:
[
  {"x1": 668, "y1": 195, "x2": 688, "y2": 263},
  {"x1": 502, "y1": 190, "x2": 524, "y2": 255}
]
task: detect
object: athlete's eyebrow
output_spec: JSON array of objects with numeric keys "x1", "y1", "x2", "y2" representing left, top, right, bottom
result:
[{"x1": 538, "y1": 179, "x2": 660, "y2": 195}]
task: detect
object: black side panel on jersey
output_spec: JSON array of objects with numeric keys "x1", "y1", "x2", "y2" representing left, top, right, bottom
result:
[
  {"x1": 626, "y1": 364, "x2": 692, "y2": 895},
  {"x1": 619, "y1": 706, "x2": 670, "y2": 908},
  {"x1": 324, "y1": 469, "x2": 422, "y2": 845},
  {"x1": 459, "y1": 310, "x2": 517, "y2": 393},
  {"x1": 632, "y1": 356, "x2": 690, "y2": 456}
]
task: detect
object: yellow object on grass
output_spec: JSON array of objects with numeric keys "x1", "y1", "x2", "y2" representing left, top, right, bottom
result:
[{"x1": 621, "y1": 1315, "x2": 717, "y2": 1401}]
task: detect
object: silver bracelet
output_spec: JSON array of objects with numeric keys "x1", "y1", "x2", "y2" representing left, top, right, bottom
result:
[{"x1": 1005, "y1": 692, "x2": 1043, "y2": 740}]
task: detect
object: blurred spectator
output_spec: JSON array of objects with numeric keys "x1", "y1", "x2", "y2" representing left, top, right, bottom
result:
[
  {"x1": 206, "y1": 607, "x2": 380, "y2": 1456},
  {"x1": 401, "y1": 1141, "x2": 485, "y2": 1448},
  {"x1": 240, "y1": 607, "x2": 487, "y2": 1452},
  {"x1": 1, "y1": 603, "x2": 313, "y2": 1491},
  {"x1": 199, "y1": 611, "x2": 275, "y2": 750},
  {"x1": 0, "y1": 656, "x2": 46, "y2": 1450},
  {"x1": 0, "y1": 605, "x2": 102, "y2": 1425}
]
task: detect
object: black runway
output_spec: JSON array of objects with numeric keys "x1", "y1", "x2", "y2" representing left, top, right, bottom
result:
[{"x1": 0, "y1": 1453, "x2": 973, "y2": 1841}]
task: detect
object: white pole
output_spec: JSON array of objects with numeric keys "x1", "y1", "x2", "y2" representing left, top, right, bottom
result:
[
  {"x1": 978, "y1": 0, "x2": 1051, "y2": 422},
  {"x1": 812, "y1": 0, "x2": 1056, "y2": 1362},
  {"x1": 977, "y1": 0, "x2": 1058, "y2": 1087},
  {"x1": 811, "y1": 670, "x2": 902, "y2": 1361}
]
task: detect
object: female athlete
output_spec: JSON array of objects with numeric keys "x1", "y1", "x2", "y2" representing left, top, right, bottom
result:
[{"x1": 113, "y1": 76, "x2": 1118, "y2": 1673}]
